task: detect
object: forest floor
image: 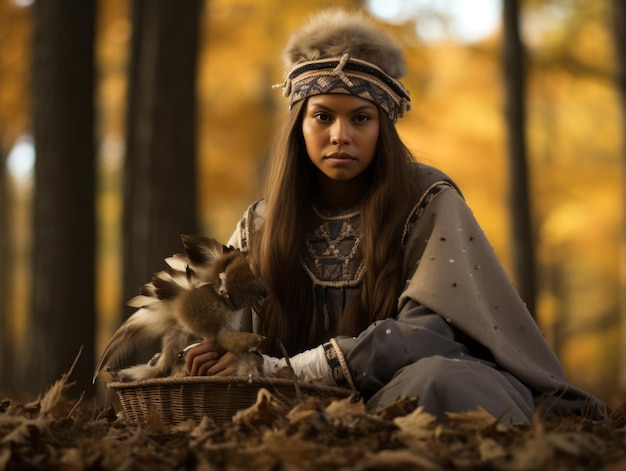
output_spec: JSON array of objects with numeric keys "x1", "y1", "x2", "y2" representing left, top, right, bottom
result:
[{"x1": 1, "y1": 366, "x2": 625, "y2": 471}]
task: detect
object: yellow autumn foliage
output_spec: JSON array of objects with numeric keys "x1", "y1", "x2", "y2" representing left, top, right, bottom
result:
[{"x1": 1, "y1": 0, "x2": 623, "y2": 405}]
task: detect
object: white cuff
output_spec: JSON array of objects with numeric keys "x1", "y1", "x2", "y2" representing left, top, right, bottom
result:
[{"x1": 261, "y1": 345, "x2": 334, "y2": 385}]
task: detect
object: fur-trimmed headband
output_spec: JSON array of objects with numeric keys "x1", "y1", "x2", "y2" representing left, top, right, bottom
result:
[
  {"x1": 274, "y1": 9, "x2": 411, "y2": 122},
  {"x1": 276, "y1": 53, "x2": 410, "y2": 122}
]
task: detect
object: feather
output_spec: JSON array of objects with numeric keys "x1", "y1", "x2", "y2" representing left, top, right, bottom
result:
[
  {"x1": 126, "y1": 294, "x2": 158, "y2": 309},
  {"x1": 137, "y1": 283, "x2": 157, "y2": 298},
  {"x1": 181, "y1": 234, "x2": 225, "y2": 265},
  {"x1": 164, "y1": 253, "x2": 190, "y2": 272},
  {"x1": 92, "y1": 304, "x2": 177, "y2": 383},
  {"x1": 94, "y1": 235, "x2": 268, "y2": 383},
  {"x1": 152, "y1": 273, "x2": 186, "y2": 301}
]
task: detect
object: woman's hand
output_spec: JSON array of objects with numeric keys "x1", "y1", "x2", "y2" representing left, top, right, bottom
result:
[{"x1": 184, "y1": 339, "x2": 241, "y2": 376}]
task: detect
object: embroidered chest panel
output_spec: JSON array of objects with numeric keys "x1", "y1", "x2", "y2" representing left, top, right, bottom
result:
[{"x1": 301, "y1": 208, "x2": 365, "y2": 288}]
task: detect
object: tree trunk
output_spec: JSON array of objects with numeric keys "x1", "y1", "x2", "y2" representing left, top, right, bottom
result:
[
  {"x1": 502, "y1": 0, "x2": 536, "y2": 316},
  {"x1": 25, "y1": 0, "x2": 95, "y2": 397},
  {"x1": 610, "y1": 0, "x2": 626, "y2": 390},
  {"x1": 0, "y1": 149, "x2": 11, "y2": 394},
  {"x1": 122, "y1": 0, "x2": 200, "y2": 321}
]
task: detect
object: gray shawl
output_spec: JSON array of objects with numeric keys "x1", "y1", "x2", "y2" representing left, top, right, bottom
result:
[{"x1": 230, "y1": 163, "x2": 607, "y2": 418}]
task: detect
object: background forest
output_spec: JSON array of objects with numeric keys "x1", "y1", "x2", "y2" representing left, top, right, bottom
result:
[{"x1": 0, "y1": 0, "x2": 624, "y2": 411}]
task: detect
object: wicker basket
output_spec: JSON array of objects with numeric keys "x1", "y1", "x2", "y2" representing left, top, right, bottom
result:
[{"x1": 108, "y1": 376, "x2": 354, "y2": 427}]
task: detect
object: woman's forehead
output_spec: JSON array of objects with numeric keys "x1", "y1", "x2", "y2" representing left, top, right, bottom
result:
[{"x1": 306, "y1": 94, "x2": 378, "y2": 112}]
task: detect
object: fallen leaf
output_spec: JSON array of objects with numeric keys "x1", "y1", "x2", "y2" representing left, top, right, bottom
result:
[
  {"x1": 245, "y1": 429, "x2": 320, "y2": 469},
  {"x1": 1, "y1": 418, "x2": 49, "y2": 446},
  {"x1": 378, "y1": 395, "x2": 419, "y2": 420},
  {"x1": 393, "y1": 406, "x2": 436, "y2": 441},
  {"x1": 0, "y1": 447, "x2": 11, "y2": 469},
  {"x1": 232, "y1": 388, "x2": 287, "y2": 426},
  {"x1": 479, "y1": 437, "x2": 508, "y2": 462},
  {"x1": 445, "y1": 406, "x2": 508, "y2": 432},
  {"x1": 39, "y1": 346, "x2": 84, "y2": 417},
  {"x1": 545, "y1": 431, "x2": 606, "y2": 456},
  {"x1": 325, "y1": 396, "x2": 367, "y2": 419},
  {"x1": 358, "y1": 449, "x2": 441, "y2": 470}
]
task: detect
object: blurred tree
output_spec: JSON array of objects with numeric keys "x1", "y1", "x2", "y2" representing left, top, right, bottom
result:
[
  {"x1": 24, "y1": 0, "x2": 96, "y2": 396},
  {"x1": 122, "y1": 0, "x2": 200, "y2": 325},
  {"x1": 0, "y1": 150, "x2": 10, "y2": 393},
  {"x1": 0, "y1": 2, "x2": 31, "y2": 396},
  {"x1": 502, "y1": 0, "x2": 536, "y2": 315},
  {"x1": 610, "y1": 0, "x2": 626, "y2": 389}
]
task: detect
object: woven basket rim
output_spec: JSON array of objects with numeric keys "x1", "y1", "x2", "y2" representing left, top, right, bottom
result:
[{"x1": 107, "y1": 375, "x2": 354, "y2": 397}]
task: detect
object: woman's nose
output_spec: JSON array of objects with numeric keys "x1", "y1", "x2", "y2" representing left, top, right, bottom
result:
[{"x1": 331, "y1": 119, "x2": 350, "y2": 145}]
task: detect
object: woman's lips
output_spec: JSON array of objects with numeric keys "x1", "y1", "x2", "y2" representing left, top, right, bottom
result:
[{"x1": 325, "y1": 152, "x2": 356, "y2": 164}]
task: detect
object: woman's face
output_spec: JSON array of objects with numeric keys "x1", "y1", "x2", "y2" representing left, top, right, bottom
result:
[{"x1": 302, "y1": 94, "x2": 380, "y2": 185}]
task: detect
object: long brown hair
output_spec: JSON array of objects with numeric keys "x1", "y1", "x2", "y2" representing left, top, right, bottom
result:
[{"x1": 251, "y1": 99, "x2": 419, "y2": 355}]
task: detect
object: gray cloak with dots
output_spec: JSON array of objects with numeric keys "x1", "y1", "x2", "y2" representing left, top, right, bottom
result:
[{"x1": 230, "y1": 163, "x2": 607, "y2": 423}]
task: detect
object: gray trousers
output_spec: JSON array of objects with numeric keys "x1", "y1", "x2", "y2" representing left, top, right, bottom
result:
[{"x1": 366, "y1": 355, "x2": 534, "y2": 425}]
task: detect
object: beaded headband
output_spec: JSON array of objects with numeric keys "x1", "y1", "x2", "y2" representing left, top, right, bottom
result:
[{"x1": 274, "y1": 53, "x2": 411, "y2": 123}]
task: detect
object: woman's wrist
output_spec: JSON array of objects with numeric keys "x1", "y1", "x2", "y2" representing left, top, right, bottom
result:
[{"x1": 261, "y1": 345, "x2": 335, "y2": 385}]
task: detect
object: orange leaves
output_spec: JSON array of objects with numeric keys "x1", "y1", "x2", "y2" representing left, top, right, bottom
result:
[{"x1": 0, "y1": 0, "x2": 31, "y2": 150}]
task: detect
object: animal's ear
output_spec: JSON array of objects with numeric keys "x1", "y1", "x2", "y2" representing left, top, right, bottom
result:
[{"x1": 180, "y1": 234, "x2": 224, "y2": 264}]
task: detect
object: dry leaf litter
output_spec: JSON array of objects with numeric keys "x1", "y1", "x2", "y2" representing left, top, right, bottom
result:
[{"x1": 1, "y1": 361, "x2": 624, "y2": 471}]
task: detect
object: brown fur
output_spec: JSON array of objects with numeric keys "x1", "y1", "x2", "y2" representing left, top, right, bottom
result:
[
  {"x1": 94, "y1": 236, "x2": 267, "y2": 382},
  {"x1": 283, "y1": 8, "x2": 406, "y2": 78}
]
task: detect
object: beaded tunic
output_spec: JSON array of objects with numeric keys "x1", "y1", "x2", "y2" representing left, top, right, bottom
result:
[{"x1": 302, "y1": 206, "x2": 363, "y2": 335}]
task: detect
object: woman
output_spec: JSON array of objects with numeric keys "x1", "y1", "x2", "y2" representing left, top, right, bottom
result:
[{"x1": 185, "y1": 9, "x2": 606, "y2": 424}]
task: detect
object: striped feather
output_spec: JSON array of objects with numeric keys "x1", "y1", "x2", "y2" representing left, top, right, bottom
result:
[
  {"x1": 181, "y1": 234, "x2": 225, "y2": 265},
  {"x1": 92, "y1": 304, "x2": 177, "y2": 383}
]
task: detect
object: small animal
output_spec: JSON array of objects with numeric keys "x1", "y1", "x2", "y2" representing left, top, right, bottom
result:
[{"x1": 93, "y1": 235, "x2": 268, "y2": 382}]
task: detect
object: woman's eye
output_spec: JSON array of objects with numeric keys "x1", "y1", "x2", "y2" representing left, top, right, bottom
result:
[
  {"x1": 314, "y1": 113, "x2": 332, "y2": 122},
  {"x1": 354, "y1": 114, "x2": 371, "y2": 123}
]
